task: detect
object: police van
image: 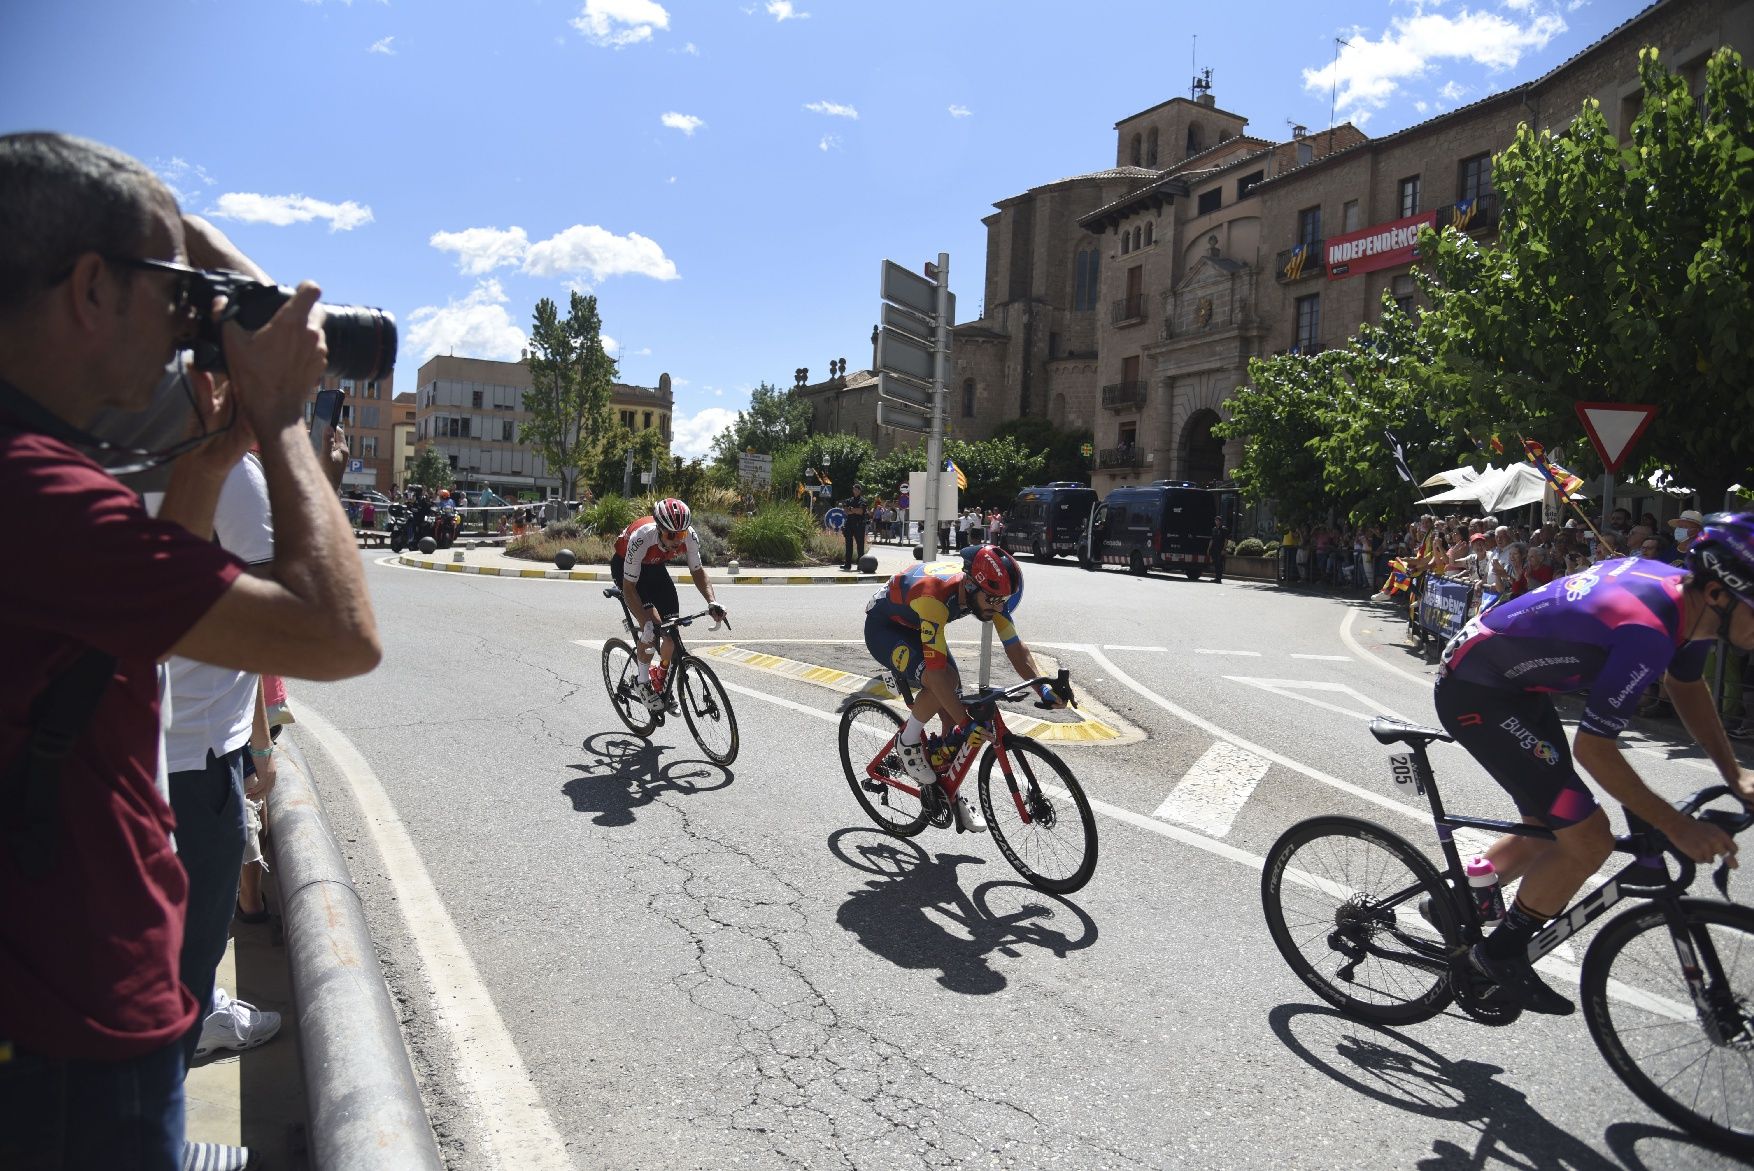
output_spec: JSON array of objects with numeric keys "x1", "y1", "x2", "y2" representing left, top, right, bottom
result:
[
  {"x1": 1085, "y1": 481, "x2": 1217, "y2": 579},
  {"x1": 1001, "y1": 482, "x2": 1099, "y2": 561}
]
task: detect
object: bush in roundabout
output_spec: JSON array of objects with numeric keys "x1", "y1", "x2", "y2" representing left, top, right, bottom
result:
[
  {"x1": 729, "y1": 501, "x2": 814, "y2": 565},
  {"x1": 1235, "y1": 537, "x2": 1265, "y2": 558}
]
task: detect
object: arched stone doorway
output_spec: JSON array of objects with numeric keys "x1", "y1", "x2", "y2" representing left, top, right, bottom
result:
[{"x1": 1181, "y1": 409, "x2": 1225, "y2": 486}]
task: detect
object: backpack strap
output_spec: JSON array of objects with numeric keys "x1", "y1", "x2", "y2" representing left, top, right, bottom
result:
[{"x1": 2, "y1": 650, "x2": 117, "y2": 878}]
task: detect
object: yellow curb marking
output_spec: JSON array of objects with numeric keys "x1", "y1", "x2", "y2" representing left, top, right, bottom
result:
[{"x1": 698, "y1": 644, "x2": 1122, "y2": 743}]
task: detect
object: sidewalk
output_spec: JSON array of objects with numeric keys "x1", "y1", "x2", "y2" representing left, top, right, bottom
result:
[
  {"x1": 185, "y1": 873, "x2": 308, "y2": 1168},
  {"x1": 389, "y1": 534, "x2": 931, "y2": 584}
]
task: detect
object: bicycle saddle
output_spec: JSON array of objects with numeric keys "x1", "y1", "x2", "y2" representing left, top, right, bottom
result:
[{"x1": 1368, "y1": 717, "x2": 1453, "y2": 747}]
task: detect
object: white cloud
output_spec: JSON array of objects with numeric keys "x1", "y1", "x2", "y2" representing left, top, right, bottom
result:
[
  {"x1": 368, "y1": 35, "x2": 395, "y2": 55},
  {"x1": 804, "y1": 100, "x2": 858, "y2": 119},
  {"x1": 153, "y1": 156, "x2": 215, "y2": 205},
  {"x1": 207, "y1": 192, "x2": 374, "y2": 231},
  {"x1": 671, "y1": 406, "x2": 740, "y2": 458},
  {"x1": 679, "y1": 41, "x2": 699, "y2": 55},
  {"x1": 661, "y1": 111, "x2": 704, "y2": 135},
  {"x1": 406, "y1": 280, "x2": 528, "y2": 364},
  {"x1": 667, "y1": 176, "x2": 677, "y2": 184},
  {"x1": 523, "y1": 225, "x2": 679, "y2": 282},
  {"x1": 765, "y1": 1, "x2": 809, "y2": 20},
  {"x1": 571, "y1": 0, "x2": 669, "y2": 47},
  {"x1": 429, "y1": 226, "x2": 531, "y2": 275},
  {"x1": 602, "y1": 334, "x2": 619, "y2": 354},
  {"x1": 818, "y1": 134, "x2": 841, "y2": 152},
  {"x1": 948, "y1": 104, "x2": 972, "y2": 118},
  {"x1": 1303, "y1": 4, "x2": 1565, "y2": 122},
  {"x1": 1438, "y1": 79, "x2": 1468, "y2": 101}
]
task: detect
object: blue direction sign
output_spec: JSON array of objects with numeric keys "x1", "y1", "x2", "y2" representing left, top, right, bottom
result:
[{"x1": 824, "y1": 507, "x2": 846, "y2": 531}]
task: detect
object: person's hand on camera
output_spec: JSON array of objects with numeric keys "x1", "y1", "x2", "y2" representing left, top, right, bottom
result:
[
  {"x1": 182, "y1": 215, "x2": 269, "y2": 283},
  {"x1": 324, "y1": 423, "x2": 349, "y2": 489},
  {"x1": 181, "y1": 370, "x2": 256, "y2": 477},
  {"x1": 220, "y1": 282, "x2": 327, "y2": 437}
]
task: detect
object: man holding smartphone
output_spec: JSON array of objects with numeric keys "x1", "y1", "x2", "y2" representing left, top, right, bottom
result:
[{"x1": 0, "y1": 133, "x2": 380, "y2": 1170}]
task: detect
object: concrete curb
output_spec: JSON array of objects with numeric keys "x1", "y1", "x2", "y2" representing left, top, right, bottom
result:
[
  {"x1": 270, "y1": 741, "x2": 445, "y2": 1171},
  {"x1": 392, "y1": 553, "x2": 885, "y2": 585}
]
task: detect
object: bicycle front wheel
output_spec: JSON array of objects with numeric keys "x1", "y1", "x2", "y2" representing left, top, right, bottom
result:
[
  {"x1": 602, "y1": 638, "x2": 657, "y2": 736},
  {"x1": 677, "y1": 656, "x2": 738, "y2": 766},
  {"x1": 977, "y1": 738, "x2": 1097, "y2": 895},
  {"x1": 838, "y1": 699, "x2": 929, "y2": 837},
  {"x1": 1261, "y1": 815, "x2": 1459, "y2": 1025},
  {"x1": 1582, "y1": 898, "x2": 1754, "y2": 1156}
]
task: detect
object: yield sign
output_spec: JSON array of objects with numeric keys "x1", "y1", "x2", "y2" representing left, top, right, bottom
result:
[{"x1": 1574, "y1": 401, "x2": 1658, "y2": 474}]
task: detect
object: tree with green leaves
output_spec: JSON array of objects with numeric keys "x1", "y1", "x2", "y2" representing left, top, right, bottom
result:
[
  {"x1": 708, "y1": 382, "x2": 814, "y2": 473},
  {"x1": 407, "y1": 445, "x2": 453, "y2": 493},
  {"x1": 991, "y1": 416, "x2": 1094, "y2": 484},
  {"x1": 1422, "y1": 46, "x2": 1754, "y2": 507},
  {"x1": 524, "y1": 292, "x2": 617, "y2": 503},
  {"x1": 589, "y1": 424, "x2": 669, "y2": 499},
  {"x1": 863, "y1": 435, "x2": 1047, "y2": 510}
]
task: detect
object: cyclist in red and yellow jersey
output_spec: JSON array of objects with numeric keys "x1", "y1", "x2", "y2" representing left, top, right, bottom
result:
[{"x1": 863, "y1": 544, "x2": 1063, "y2": 831}]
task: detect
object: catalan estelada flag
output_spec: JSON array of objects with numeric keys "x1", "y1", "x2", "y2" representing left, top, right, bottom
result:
[
  {"x1": 1488, "y1": 434, "x2": 1504, "y2": 455},
  {"x1": 945, "y1": 458, "x2": 968, "y2": 491},
  {"x1": 1380, "y1": 558, "x2": 1414, "y2": 597}
]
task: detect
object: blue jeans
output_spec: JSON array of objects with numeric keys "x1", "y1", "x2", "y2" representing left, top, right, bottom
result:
[
  {"x1": 0, "y1": 1039, "x2": 185, "y2": 1170},
  {"x1": 168, "y1": 748, "x2": 247, "y2": 1066}
]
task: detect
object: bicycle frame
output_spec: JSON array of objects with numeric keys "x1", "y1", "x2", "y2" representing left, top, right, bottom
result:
[
  {"x1": 602, "y1": 587, "x2": 723, "y2": 702},
  {"x1": 860, "y1": 707, "x2": 1045, "y2": 824}
]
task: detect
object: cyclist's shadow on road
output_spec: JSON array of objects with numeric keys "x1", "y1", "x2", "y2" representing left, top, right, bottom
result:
[
  {"x1": 1267, "y1": 1004, "x2": 1722, "y2": 1170},
  {"x1": 827, "y1": 827, "x2": 1097, "y2": 997},
  {"x1": 562, "y1": 731, "x2": 732, "y2": 827}
]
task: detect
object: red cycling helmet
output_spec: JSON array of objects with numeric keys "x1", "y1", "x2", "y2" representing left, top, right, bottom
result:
[
  {"x1": 967, "y1": 544, "x2": 1020, "y2": 599},
  {"x1": 653, "y1": 497, "x2": 692, "y2": 534}
]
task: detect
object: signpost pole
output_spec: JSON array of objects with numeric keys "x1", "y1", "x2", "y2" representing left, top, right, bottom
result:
[{"x1": 924, "y1": 253, "x2": 949, "y2": 563}]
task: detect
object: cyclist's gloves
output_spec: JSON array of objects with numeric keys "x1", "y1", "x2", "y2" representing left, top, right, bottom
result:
[
  {"x1": 708, "y1": 603, "x2": 728, "y2": 621},
  {"x1": 1038, "y1": 682, "x2": 1059, "y2": 706}
]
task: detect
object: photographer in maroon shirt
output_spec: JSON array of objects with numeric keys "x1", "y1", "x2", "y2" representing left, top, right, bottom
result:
[{"x1": 0, "y1": 133, "x2": 381, "y2": 1170}]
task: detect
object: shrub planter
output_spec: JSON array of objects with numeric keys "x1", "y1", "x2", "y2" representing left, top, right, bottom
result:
[{"x1": 1226, "y1": 555, "x2": 1279, "y2": 581}]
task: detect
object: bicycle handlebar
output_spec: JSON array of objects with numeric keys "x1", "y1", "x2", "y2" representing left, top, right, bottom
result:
[
  {"x1": 1658, "y1": 784, "x2": 1754, "y2": 897},
  {"x1": 958, "y1": 668, "x2": 1074, "y2": 713},
  {"x1": 602, "y1": 588, "x2": 731, "y2": 634}
]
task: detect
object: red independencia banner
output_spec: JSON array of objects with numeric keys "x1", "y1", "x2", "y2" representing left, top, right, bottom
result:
[{"x1": 1326, "y1": 211, "x2": 1437, "y2": 279}]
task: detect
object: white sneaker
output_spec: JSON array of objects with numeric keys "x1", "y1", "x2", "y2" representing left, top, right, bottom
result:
[
  {"x1": 640, "y1": 682, "x2": 665, "y2": 714},
  {"x1": 952, "y1": 788, "x2": 987, "y2": 833},
  {"x1": 195, "y1": 988, "x2": 282, "y2": 1058},
  {"x1": 894, "y1": 738, "x2": 936, "y2": 788}
]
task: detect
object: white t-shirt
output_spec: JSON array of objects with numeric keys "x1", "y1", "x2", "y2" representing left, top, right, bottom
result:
[{"x1": 156, "y1": 454, "x2": 274, "y2": 773}]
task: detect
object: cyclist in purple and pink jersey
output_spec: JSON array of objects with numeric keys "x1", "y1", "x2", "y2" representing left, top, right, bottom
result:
[{"x1": 1433, "y1": 513, "x2": 1754, "y2": 1015}]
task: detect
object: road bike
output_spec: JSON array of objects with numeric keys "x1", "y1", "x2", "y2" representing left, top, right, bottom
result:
[
  {"x1": 1260, "y1": 715, "x2": 1754, "y2": 1155},
  {"x1": 838, "y1": 668, "x2": 1097, "y2": 895},
  {"x1": 601, "y1": 588, "x2": 739, "y2": 767}
]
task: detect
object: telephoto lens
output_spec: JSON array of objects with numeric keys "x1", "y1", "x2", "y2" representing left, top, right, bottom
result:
[{"x1": 188, "y1": 270, "x2": 398, "y2": 381}]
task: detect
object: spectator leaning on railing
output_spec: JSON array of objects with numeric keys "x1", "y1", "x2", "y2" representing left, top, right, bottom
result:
[{"x1": 0, "y1": 132, "x2": 381, "y2": 1171}]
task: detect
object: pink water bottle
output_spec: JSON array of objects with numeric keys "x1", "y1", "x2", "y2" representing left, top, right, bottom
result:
[{"x1": 1466, "y1": 856, "x2": 1506, "y2": 924}]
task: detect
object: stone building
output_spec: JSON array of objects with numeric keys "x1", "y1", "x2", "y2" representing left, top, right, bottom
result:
[{"x1": 412, "y1": 353, "x2": 674, "y2": 495}]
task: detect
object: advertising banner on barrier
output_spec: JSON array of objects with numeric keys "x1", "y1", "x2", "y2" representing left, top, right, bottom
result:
[{"x1": 1416, "y1": 576, "x2": 1475, "y2": 642}]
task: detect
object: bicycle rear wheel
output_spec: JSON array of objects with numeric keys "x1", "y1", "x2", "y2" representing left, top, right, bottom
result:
[
  {"x1": 977, "y1": 738, "x2": 1097, "y2": 895},
  {"x1": 602, "y1": 638, "x2": 657, "y2": 736},
  {"x1": 1261, "y1": 815, "x2": 1459, "y2": 1025},
  {"x1": 677, "y1": 656, "x2": 738, "y2": 766},
  {"x1": 838, "y1": 699, "x2": 929, "y2": 837},
  {"x1": 1581, "y1": 898, "x2": 1754, "y2": 1156}
]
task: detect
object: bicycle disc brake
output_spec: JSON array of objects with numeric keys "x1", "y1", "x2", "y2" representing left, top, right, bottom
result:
[{"x1": 1449, "y1": 954, "x2": 1523, "y2": 1027}]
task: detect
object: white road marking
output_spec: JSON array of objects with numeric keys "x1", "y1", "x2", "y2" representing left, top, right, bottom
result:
[
  {"x1": 1224, "y1": 677, "x2": 1416, "y2": 723},
  {"x1": 1152, "y1": 742, "x2": 1273, "y2": 836},
  {"x1": 1291, "y1": 653, "x2": 1353, "y2": 662},
  {"x1": 1103, "y1": 644, "x2": 1169, "y2": 652},
  {"x1": 1194, "y1": 649, "x2": 1262, "y2": 657},
  {"x1": 291, "y1": 707, "x2": 573, "y2": 1171}
]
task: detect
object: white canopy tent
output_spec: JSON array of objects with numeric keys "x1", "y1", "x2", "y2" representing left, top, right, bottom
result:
[
  {"x1": 1415, "y1": 462, "x2": 1592, "y2": 512},
  {"x1": 1418, "y1": 466, "x2": 1481, "y2": 490}
]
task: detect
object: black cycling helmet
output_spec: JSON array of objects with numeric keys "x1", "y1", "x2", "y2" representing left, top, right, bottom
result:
[{"x1": 1687, "y1": 511, "x2": 1754, "y2": 610}]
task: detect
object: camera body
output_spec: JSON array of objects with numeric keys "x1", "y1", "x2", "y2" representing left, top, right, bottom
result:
[{"x1": 186, "y1": 269, "x2": 398, "y2": 381}]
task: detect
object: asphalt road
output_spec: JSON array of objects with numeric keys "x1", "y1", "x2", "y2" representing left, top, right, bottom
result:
[{"x1": 289, "y1": 549, "x2": 1751, "y2": 1170}]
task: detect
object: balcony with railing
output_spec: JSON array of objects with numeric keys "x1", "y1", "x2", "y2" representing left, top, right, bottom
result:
[
  {"x1": 1110, "y1": 295, "x2": 1148, "y2": 326},
  {"x1": 1437, "y1": 190, "x2": 1501, "y2": 234},
  {"x1": 1275, "y1": 241, "x2": 1325, "y2": 283},
  {"x1": 1101, "y1": 381, "x2": 1147, "y2": 413},
  {"x1": 1098, "y1": 443, "x2": 1145, "y2": 469}
]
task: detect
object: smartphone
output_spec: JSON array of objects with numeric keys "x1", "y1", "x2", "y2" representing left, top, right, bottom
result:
[{"x1": 310, "y1": 388, "x2": 345, "y2": 456}]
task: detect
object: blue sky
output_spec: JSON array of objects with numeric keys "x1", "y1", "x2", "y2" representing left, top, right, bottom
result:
[{"x1": 2, "y1": 0, "x2": 1641, "y2": 456}]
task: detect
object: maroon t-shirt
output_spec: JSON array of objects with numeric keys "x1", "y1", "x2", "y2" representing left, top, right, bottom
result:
[{"x1": 0, "y1": 425, "x2": 244, "y2": 1059}]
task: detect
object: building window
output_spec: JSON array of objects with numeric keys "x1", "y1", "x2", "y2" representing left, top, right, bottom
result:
[
  {"x1": 1237, "y1": 171, "x2": 1263, "y2": 199},
  {"x1": 471, "y1": 390, "x2": 483, "y2": 409},
  {"x1": 1120, "y1": 230, "x2": 1130, "y2": 256},
  {"x1": 1048, "y1": 332, "x2": 1061, "y2": 358},
  {"x1": 1073, "y1": 247, "x2": 1100, "y2": 311},
  {"x1": 360, "y1": 404, "x2": 380, "y2": 429},
  {"x1": 620, "y1": 409, "x2": 634, "y2": 428},
  {"x1": 1143, "y1": 221, "x2": 1153, "y2": 246},
  {"x1": 643, "y1": 411, "x2": 653, "y2": 430},
  {"x1": 502, "y1": 420, "x2": 514, "y2": 441},
  {"x1": 1342, "y1": 200, "x2": 1360, "y2": 232},
  {"x1": 1398, "y1": 175, "x2": 1421, "y2": 218},
  {"x1": 962, "y1": 379, "x2": 976, "y2": 418},
  {"x1": 1197, "y1": 188, "x2": 1221, "y2": 216},
  {"x1": 1145, "y1": 127, "x2": 1158, "y2": 168},
  {"x1": 362, "y1": 436, "x2": 378, "y2": 457},
  {"x1": 1130, "y1": 133, "x2": 1142, "y2": 166},
  {"x1": 1186, "y1": 124, "x2": 1201, "y2": 155},
  {"x1": 1391, "y1": 274, "x2": 1417, "y2": 316},
  {"x1": 1294, "y1": 294, "x2": 1321, "y2": 353},
  {"x1": 1458, "y1": 154, "x2": 1493, "y2": 202},
  {"x1": 1297, "y1": 205, "x2": 1322, "y2": 246}
]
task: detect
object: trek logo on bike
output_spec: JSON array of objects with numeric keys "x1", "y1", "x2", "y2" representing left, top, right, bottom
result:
[{"x1": 1499, "y1": 716, "x2": 1559, "y2": 765}]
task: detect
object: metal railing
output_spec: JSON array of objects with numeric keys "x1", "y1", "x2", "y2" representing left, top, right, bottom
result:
[
  {"x1": 1098, "y1": 445, "x2": 1145, "y2": 469},
  {"x1": 1101, "y1": 381, "x2": 1148, "y2": 411},
  {"x1": 1110, "y1": 295, "x2": 1148, "y2": 325},
  {"x1": 1438, "y1": 190, "x2": 1501, "y2": 234},
  {"x1": 1275, "y1": 241, "x2": 1325, "y2": 283}
]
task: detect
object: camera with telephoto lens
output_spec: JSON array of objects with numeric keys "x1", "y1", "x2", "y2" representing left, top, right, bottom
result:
[{"x1": 184, "y1": 268, "x2": 397, "y2": 381}]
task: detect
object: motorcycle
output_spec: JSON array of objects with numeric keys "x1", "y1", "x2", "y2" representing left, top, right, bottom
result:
[
  {"x1": 388, "y1": 504, "x2": 438, "y2": 554},
  {"x1": 433, "y1": 508, "x2": 460, "y2": 550}
]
